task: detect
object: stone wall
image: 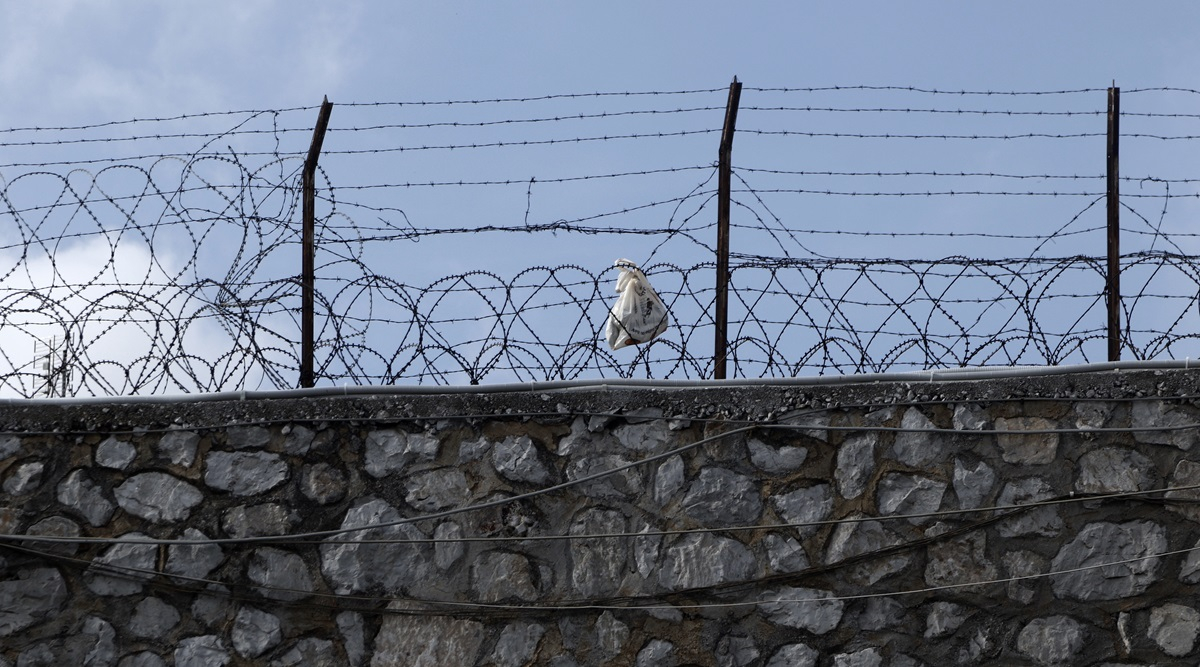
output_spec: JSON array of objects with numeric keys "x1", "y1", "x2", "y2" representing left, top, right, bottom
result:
[{"x1": 2, "y1": 368, "x2": 1200, "y2": 666}]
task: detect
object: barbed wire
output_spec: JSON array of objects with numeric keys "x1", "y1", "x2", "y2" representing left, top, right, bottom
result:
[{"x1": 2, "y1": 86, "x2": 1200, "y2": 396}]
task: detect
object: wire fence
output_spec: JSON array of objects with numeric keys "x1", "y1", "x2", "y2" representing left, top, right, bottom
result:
[{"x1": 3, "y1": 85, "x2": 1200, "y2": 397}]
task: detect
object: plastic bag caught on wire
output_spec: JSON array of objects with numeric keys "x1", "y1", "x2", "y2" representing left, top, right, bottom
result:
[{"x1": 605, "y1": 259, "x2": 669, "y2": 350}]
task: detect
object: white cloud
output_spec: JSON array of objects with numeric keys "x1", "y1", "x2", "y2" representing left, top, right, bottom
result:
[{"x1": 0, "y1": 229, "x2": 297, "y2": 398}]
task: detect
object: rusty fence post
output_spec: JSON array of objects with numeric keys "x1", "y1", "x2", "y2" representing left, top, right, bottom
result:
[
  {"x1": 1106, "y1": 86, "x2": 1120, "y2": 362},
  {"x1": 714, "y1": 77, "x2": 742, "y2": 380},
  {"x1": 301, "y1": 96, "x2": 333, "y2": 388}
]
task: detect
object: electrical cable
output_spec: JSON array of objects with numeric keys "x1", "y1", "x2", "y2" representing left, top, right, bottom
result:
[
  {"x1": 2, "y1": 491, "x2": 1190, "y2": 617},
  {"x1": 6, "y1": 481, "x2": 1200, "y2": 549}
]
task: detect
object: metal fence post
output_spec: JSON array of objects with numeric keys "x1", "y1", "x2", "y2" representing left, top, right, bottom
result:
[
  {"x1": 1107, "y1": 86, "x2": 1120, "y2": 362},
  {"x1": 301, "y1": 97, "x2": 333, "y2": 389},
  {"x1": 714, "y1": 77, "x2": 742, "y2": 380}
]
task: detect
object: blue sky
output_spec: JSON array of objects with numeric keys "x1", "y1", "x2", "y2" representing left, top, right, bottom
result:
[
  {"x1": 3, "y1": 2, "x2": 1200, "y2": 395},
  {"x1": 2, "y1": 2, "x2": 1198, "y2": 123}
]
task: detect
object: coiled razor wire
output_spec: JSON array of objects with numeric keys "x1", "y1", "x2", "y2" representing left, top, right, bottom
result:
[{"x1": 4, "y1": 88, "x2": 1200, "y2": 396}]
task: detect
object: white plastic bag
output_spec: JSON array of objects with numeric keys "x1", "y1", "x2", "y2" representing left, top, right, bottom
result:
[{"x1": 605, "y1": 259, "x2": 669, "y2": 350}]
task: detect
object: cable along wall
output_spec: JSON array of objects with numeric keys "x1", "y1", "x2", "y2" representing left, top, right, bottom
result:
[{"x1": 2, "y1": 368, "x2": 1200, "y2": 665}]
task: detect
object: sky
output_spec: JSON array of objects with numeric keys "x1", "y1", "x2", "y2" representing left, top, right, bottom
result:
[
  {"x1": 1, "y1": 2, "x2": 1198, "y2": 121},
  {"x1": 3, "y1": 1, "x2": 1200, "y2": 396}
]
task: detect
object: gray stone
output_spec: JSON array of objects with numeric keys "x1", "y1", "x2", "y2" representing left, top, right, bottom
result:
[
  {"x1": 337, "y1": 611, "x2": 366, "y2": 667},
  {"x1": 16, "y1": 643, "x2": 55, "y2": 667},
  {"x1": 877, "y1": 473, "x2": 946, "y2": 524},
  {"x1": 3, "y1": 460, "x2": 44, "y2": 495},
  {"x1": 682, "y1": 467, "x2": 762, "y2": 527},
  {"x1": 891, "y1": 408, "x2": 941, "y2": 466},
  {"x1": 953, "y1": 403, "x2": 988, "y2": 430},
  {"x1": 1148, "y1": 602, "x2": 1200, "y2": 657},
  {"x1": 1181, "y1": 538, "x2": 1200, "y2": 584},
  {"x1": 659, "y1": 532, "x2": 756, "y2": 591},
  {"x1": 223, "y1": 503, "x2": 297, "y2": 538},
  {"x1": 204, "y1": 450, "x2": 288, "y2": 496},
  {"x1": 953, "y1": 458, "x2": 995, "y2": 510},
  {"x1": 925, "y1": 531, "x2": 998, "y2": 592},
  {"x1": 772, "y1": 484, "x2": 833, "y2": 538},
  {"x1": 1016, "y1": 616, "x2": 1086, "y2": 666},
  {"x1": 636, "y1": 639, "x2": 676, "y2": 667},
  {"x1": 860, "y1": 597, "x2": 905, "y2": 631},
  {"x1": 925, "y1": 601, "x2": 971, "y2": 638},
  {"x1": 766, "y1": 644, "x2": 818, "y2": 667},
  {"x1": 174, "y1": 635, "x2": 230, "y2": 667},
  {"x1": 226, "y1": 425, "x2": 270, "y2": 450},
  {"x1": 86, "y1": 533, "x2": 157, "y2": 595},
  {"x1": 96, "y1": 436, "x2": 137, "y2": 469},
  {"x1": 491, "y1": 621, "x2": 546, "y2": 667},
  {"x1": 654, "y1": 454, "x2": 685, "y2": 504},
  {"x1": 566, "y1": 454, "x2": 643, "y2": 499},
  {"x1": 758, "y1": 587, "x2": 845, "y2": 634},
  {"x1": 364, "y1": 429, "x2": 438, "y2": 478},
  {"x1": 1165, "y1": 460, "x2": 1200, "y2": 522},
  {"x1": 782, "y1": 410, "x2": 831, "y2": 441},
  {"x1": 23, "y1": 516, "x2": 81, "y2": 556},
  {"x1": 594, "y1": 611, "x2": 629, "y2": 663},
  {"x1": 282, "y1": 424, "x2": 316, "y2": 455},
  {"x1": 1051, "y1": 521, "x2": 1166, "y2": 601},
  {"x1": 634, "y1": 522, "x2": 662, "y2": 578},
  {"x1": 1075, "y1": 447, "x2": 1155, "y2": 493},
  {"x1": 1118, "y1": 611, "x2": 1134, "y2": 657},
  {"x1": 82, "y1": 616, "x2": 118, "y2": 667},
  {"x1": 270, "y1": 638, "x2": 337, "y2": 667},
  {"x1": 764, "y1": 533, "x2": 809, "y2": 573},
  {"x1": 57, "y1": 469, "x2": 115, "y2": 526},
  {"x1": 570, "y1": 508, "x2": 628, "y2": 597},
  {"x1": 833, "y1": 648, "x2": 883, "y2": 667},
  {"x1": 835, "y1": 433, "x2": 876, "y2": 499},
  {"x1": 995, "y1": 416, "x2": 1058, "y2": 464},
  {"x1": 997, "y1": 477, "x2": 1062, "y2": 537},
  {"x1": 309, "y1": 428, "x2": 338, "y2": 455},
  {"x1": 129, "y1": 597, "x2": 181, "y2": 639},
  {"x1": 557, "y1": 417, "x2": 595, "y2": 457},
  {"x1": 157, "y1": 430, "x2": 200, "y2": 466},
  {"x1": 321, "y1": 499, "x2": 433, "y2": 595},
  {"x1": 115, "y1": 472, "x2": 203, "y2": 523},
  {"x1": 458, "y1": 435, "x2": 490, "y2": 463},
  {"x1": 1132, "y1": 401, "x2": 1194, "y2": 449},
  {"x1": 716, "y1": 634, "x2": 759, "y2": 667},
  {"x1": 493, "y1": 435, "x2": 550, "y2": 484},
  {"x1": 826, "y1": 517, "x2": 909, "y2": 585},
  {"x1": 405, "y1": 468, "x2": 470, "y2": 511},
  {"x1": 748, "y1": 437, "x2": 808, "y2": 473},
  {"x1": 191, "y1": 585, "x2": 233, "y2": 628},
  {"x1": 166, "y1": 528, "x2": 226, "y2": 582},
  {"x1": 434, "y1": 521, "x2": 465, "y2": 571},
  {"x1": 299, "y1": 462, "x2": 347, "y2": 505},
  {"x1": 1075, "y1": 401, "x2": 1112, "y2": 430},
  {"x1": 614, "y1": 420, "x2": 673, "y2": 452},
  {"x1": 0, "y1": 567, "x2": 67, "y2": 637},
  {"x1": 471, "y1": 551, "x2": 540, "y2": 602},
  {"x1": 231, "y1": 607, "x2": 283, "y2": 658},
  {"x1": 0, "y1": 434, "x2": 19, "y2": 461},
  {"x1": 963, "y1": 627, "x2": 999, "y2": 663},
  {"x1": 1003, "y1": 549, "x2": 1047, "y2": 604},
  {"x1": 371, "y1": 613, "x2": 485, "y2": 666},
  {"x1": 117, "y1": 653, "x2": 166, "y2": 667},
  {"x1": 248, "y1": 547, "x2": 314, "y2": 601}
]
